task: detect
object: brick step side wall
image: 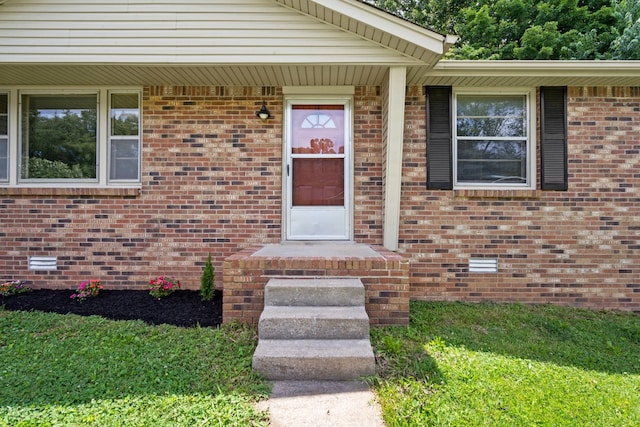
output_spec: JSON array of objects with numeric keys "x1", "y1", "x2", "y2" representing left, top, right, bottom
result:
[{"x1": 223, "y1": 245, "x2": 410, "y2": 326}]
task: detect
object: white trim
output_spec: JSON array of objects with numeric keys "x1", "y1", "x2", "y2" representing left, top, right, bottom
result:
[
  {"x1": 452, "y1": 87, "x2": 536, "y2": 190},
  {"x1": 107, "y1": 90, "x2": 142, "y2": 183},
  {"x1": 306, "y1": 0, "x2": 454, "y2": 54},
  {"x1": 8, "y1": 89, "x2": 18, "y2": 185},
  {"x1": 283, "y1": 86, "x2": 355, "y2": 95},
  {"x1": 382, "y1": 66, "x2": 406, "y2": 251},
  {"x1": 18, "y1": 89, "x2": 101, "y2": 185},
  {"x1": 282, "y1": 94, "x2": 354, "y2": 241},
  {"x1": 432, "y1": 60, "x2": 640, "y2": 75},
  {"x1": 0, "y1": 85, "x2": 141, "y2": 188},
  {"x1": 0, "y1": 89, "x2": 11, "y2": 184},
  {"x1": 424, "y1": 60, "x2": 640, "y2": 87}
]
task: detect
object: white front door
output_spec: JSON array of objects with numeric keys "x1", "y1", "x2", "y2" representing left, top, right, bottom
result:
[{"x1": 284, "y1": 98, "x2": 352, "y2": 240}]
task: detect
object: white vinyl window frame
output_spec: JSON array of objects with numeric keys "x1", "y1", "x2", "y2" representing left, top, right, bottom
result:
[
  {"x1": 452, "y1": 87, "x2": 536, "y2": 190},
  {"x1": 0, "y1": 87, "x2": 142, "y2": 188},
  {"x1": 0, "y1": 91, "x2": 8, "y2": 182},
  {"x1": 108, "y1": 91, "x2": 142, "y2": 183}
]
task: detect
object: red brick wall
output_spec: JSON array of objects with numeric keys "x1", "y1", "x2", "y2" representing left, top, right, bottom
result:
[
  {"x1": 223, "y1": 245, "x2": 409, "y2": 325},
  {"x1": 0, "y1": 85, "x2": 387, "y2": 291},
  {"x1": 353, "y1": 86, "x2": 385, "y2": 244},
  {"x1": 1, "y1": 84, "x2": 638, "y2": 312},
  {"x1": 401, "y1": 86, "x2": 640, "y2": 311},
  {"x1": 0, "y1": 86, "x2": 285, "y2": 289}
]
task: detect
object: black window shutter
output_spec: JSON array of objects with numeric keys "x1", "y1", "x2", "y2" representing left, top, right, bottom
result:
[
  {"x1": 426, "y1": 86, "x2": 453, "y2": 190},
  {"x1": 540, "y1": 86, "x2": 568, "y2": 191}
]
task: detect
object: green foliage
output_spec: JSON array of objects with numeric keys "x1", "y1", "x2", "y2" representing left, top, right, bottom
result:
[
  {"x1": 200, "y1": 253, "x2": 215, "y2": 301},
  {"x1": 610, "y1": 0, "x2": 640, "y2": 59},
  {"x1": 111, "y1": 113, "x2": 139, "y2": 136},
  {"x1": 371, "y1": 302, "x2": 640, "y2": 426},
  {"x1": 23, "y1": 99, "x2": 97, "y2": 179},
  {"x1": 148, "y1": 275, "x2": 181, "y2": 299},
  {"x1": 0, "y1": 311, "x2": 269, "y2": 426},
  {"x1": 70, "y1": 279, "x2": 103, "y2": 303},
  {"x1": 25, "y1": 157, "x2": 85, "y2": 179},
  {"x1": 0, "y1": 280, "x2": 31, "y2": 297},
  {"x1": 369, "y1": 0, "x2": 638, "y2": 60}
]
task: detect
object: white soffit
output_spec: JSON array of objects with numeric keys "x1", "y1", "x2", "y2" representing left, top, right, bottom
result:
[
  {"x1": 0, "y1": 64, "x2": 397, "y2": 86},
  {"x1": 422, "y1": 60, "x2": 640, "y2": 87}
]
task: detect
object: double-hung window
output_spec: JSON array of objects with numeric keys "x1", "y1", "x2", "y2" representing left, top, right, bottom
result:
[
  {"x1": 109, "y1": 93, "x2": 141, "y2": 181},
  {"x1": 0, "y1": 88, "x2": 141, "y2": 187},
  {"x1": 454, "y1": 90, "x2": 534, "y2": 188},
  {"x1": 0, "y1": 92, "x2": 8, "y2": 182},
  {"x1": 427, "y1": 87, "x2": 545, "y2": 191}
]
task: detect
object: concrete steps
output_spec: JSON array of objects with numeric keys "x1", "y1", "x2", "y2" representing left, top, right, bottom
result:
[{"x1": 252, "y1": 278, "x2": 376, "y2": 381}]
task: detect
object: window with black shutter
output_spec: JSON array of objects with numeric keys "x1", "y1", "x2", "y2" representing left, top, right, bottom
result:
[{"x1": 426, "y1": 86, "x2": 555, "y2": 190}]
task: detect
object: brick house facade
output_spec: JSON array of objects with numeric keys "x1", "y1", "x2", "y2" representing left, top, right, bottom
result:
[
  {"x1": 1, "y1": 1, "x2": 639, "y2": 321},
  {"x1": 1, "y1": 84, "x2": 638, "y2": 313}
]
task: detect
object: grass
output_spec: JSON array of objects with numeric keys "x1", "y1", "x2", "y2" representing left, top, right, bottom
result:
[
  {"x1": 0, "y1": 310, "x2": 270, "y2": 426},
  {"x1": 370, "y1": 301, "x2": 640, "y2": 426},
  {"x1": 2, "y1": 302, "x2": 639, "y2": 426}
]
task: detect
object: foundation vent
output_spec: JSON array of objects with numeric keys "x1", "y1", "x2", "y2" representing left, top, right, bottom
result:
[
  {"x1": 28, "y1": 256, "x2": 57, "y2": 270},
  {"x1": 469, "y1": 258, "x2": 498, "y2": 273}
]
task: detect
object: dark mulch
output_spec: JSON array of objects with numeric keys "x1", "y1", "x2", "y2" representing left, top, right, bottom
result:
[{"x1": 1, "y1": 289, "x2": 223, "y2": 328}]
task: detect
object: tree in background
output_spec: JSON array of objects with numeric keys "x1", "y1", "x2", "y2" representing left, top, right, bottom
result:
[
  {"x1": 368, "y1": 0, "x2": 638, "y2": 60},
  {"x1": 609, "y1": 0, "x2": 640, "y2": 59}
]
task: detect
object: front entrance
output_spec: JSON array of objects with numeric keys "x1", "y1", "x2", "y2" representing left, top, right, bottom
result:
[{"x1": 284, "y1": 98, "x2": 352, "y2": 240}]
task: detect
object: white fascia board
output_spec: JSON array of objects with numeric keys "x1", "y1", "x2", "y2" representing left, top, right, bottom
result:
[
  {"x1": 430, "y1": 60, "x2": 640, "y2": 78},
  {"x1": 309, "y1": 0, "x2": 457, "y2": 55}
]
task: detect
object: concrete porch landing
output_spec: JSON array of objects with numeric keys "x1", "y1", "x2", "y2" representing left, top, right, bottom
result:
[
  {"x1": 223, "y1": 242, "x2": 410, "y2": 326},
  {"x1": 252, "y1": 242, "x2": 381, "y2": 258}
]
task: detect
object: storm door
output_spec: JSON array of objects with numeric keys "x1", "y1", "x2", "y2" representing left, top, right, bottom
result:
[{"x1": 284, "y1": 99, "x2": 352, "y2": 240}]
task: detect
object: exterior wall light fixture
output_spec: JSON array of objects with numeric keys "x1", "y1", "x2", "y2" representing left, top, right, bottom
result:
[{"x1": 256, "y1": 101, "x2": 271, "y2": 120}]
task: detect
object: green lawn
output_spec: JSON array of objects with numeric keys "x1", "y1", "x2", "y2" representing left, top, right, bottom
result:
[
  {"x1": 1, "y1": 302, "x2": 639, "y2": 426},
  {"x1": 370, "y1": 302, "x2": 640, "y2": 426},
  {"x1": 0, "y1": 311, "x2": 270, "y2": 426}
]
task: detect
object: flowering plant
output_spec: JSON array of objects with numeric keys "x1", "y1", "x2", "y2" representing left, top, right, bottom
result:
[
  {"x1": 0, "y1": 280, "x2": 31, "y2": 297},
  {"x1": 149, "y1": 275, "x2": 180, "y2": 299},
  {"x1": 70, "y1": 279, "x2": 103, "y2": 302}
]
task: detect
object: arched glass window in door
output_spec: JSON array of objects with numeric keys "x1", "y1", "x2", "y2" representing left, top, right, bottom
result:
[{"x1": 301, "y1": 112, "x2": 336, "y2": 129}]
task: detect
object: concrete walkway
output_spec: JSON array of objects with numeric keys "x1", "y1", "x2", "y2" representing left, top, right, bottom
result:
[{"x1": 256, "y1": 381, "x2": 386, "y2": 427}]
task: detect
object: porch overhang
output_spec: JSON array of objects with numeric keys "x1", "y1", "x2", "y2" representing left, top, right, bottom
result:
[
  {"x1": 422, "y1": 60, "x2": 640, "y2": 87},
  {"x1": 0, "y1": 63, "x2": 437, "y2": 87}
]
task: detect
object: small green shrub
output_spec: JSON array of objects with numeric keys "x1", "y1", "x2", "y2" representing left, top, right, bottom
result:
[{"x1": 200, "y1": 254, "x2": 215, "y2": 301}]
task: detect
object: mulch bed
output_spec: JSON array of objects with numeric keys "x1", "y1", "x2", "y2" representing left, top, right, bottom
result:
[{"x1": 1, "y1": 289, "x2": 223, "y2": 328}]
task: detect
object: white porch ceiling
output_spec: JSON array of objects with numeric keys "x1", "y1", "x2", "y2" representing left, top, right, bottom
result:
[
  {"x1": 0, "y1": 64, "x2": 409, "y2": 86},
  {"x1": 421, "y1": 60, "x2": 640, "y2": 88},
  {"x1": 3, "y1": 61, "x2": 640, "y2": 88}
]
